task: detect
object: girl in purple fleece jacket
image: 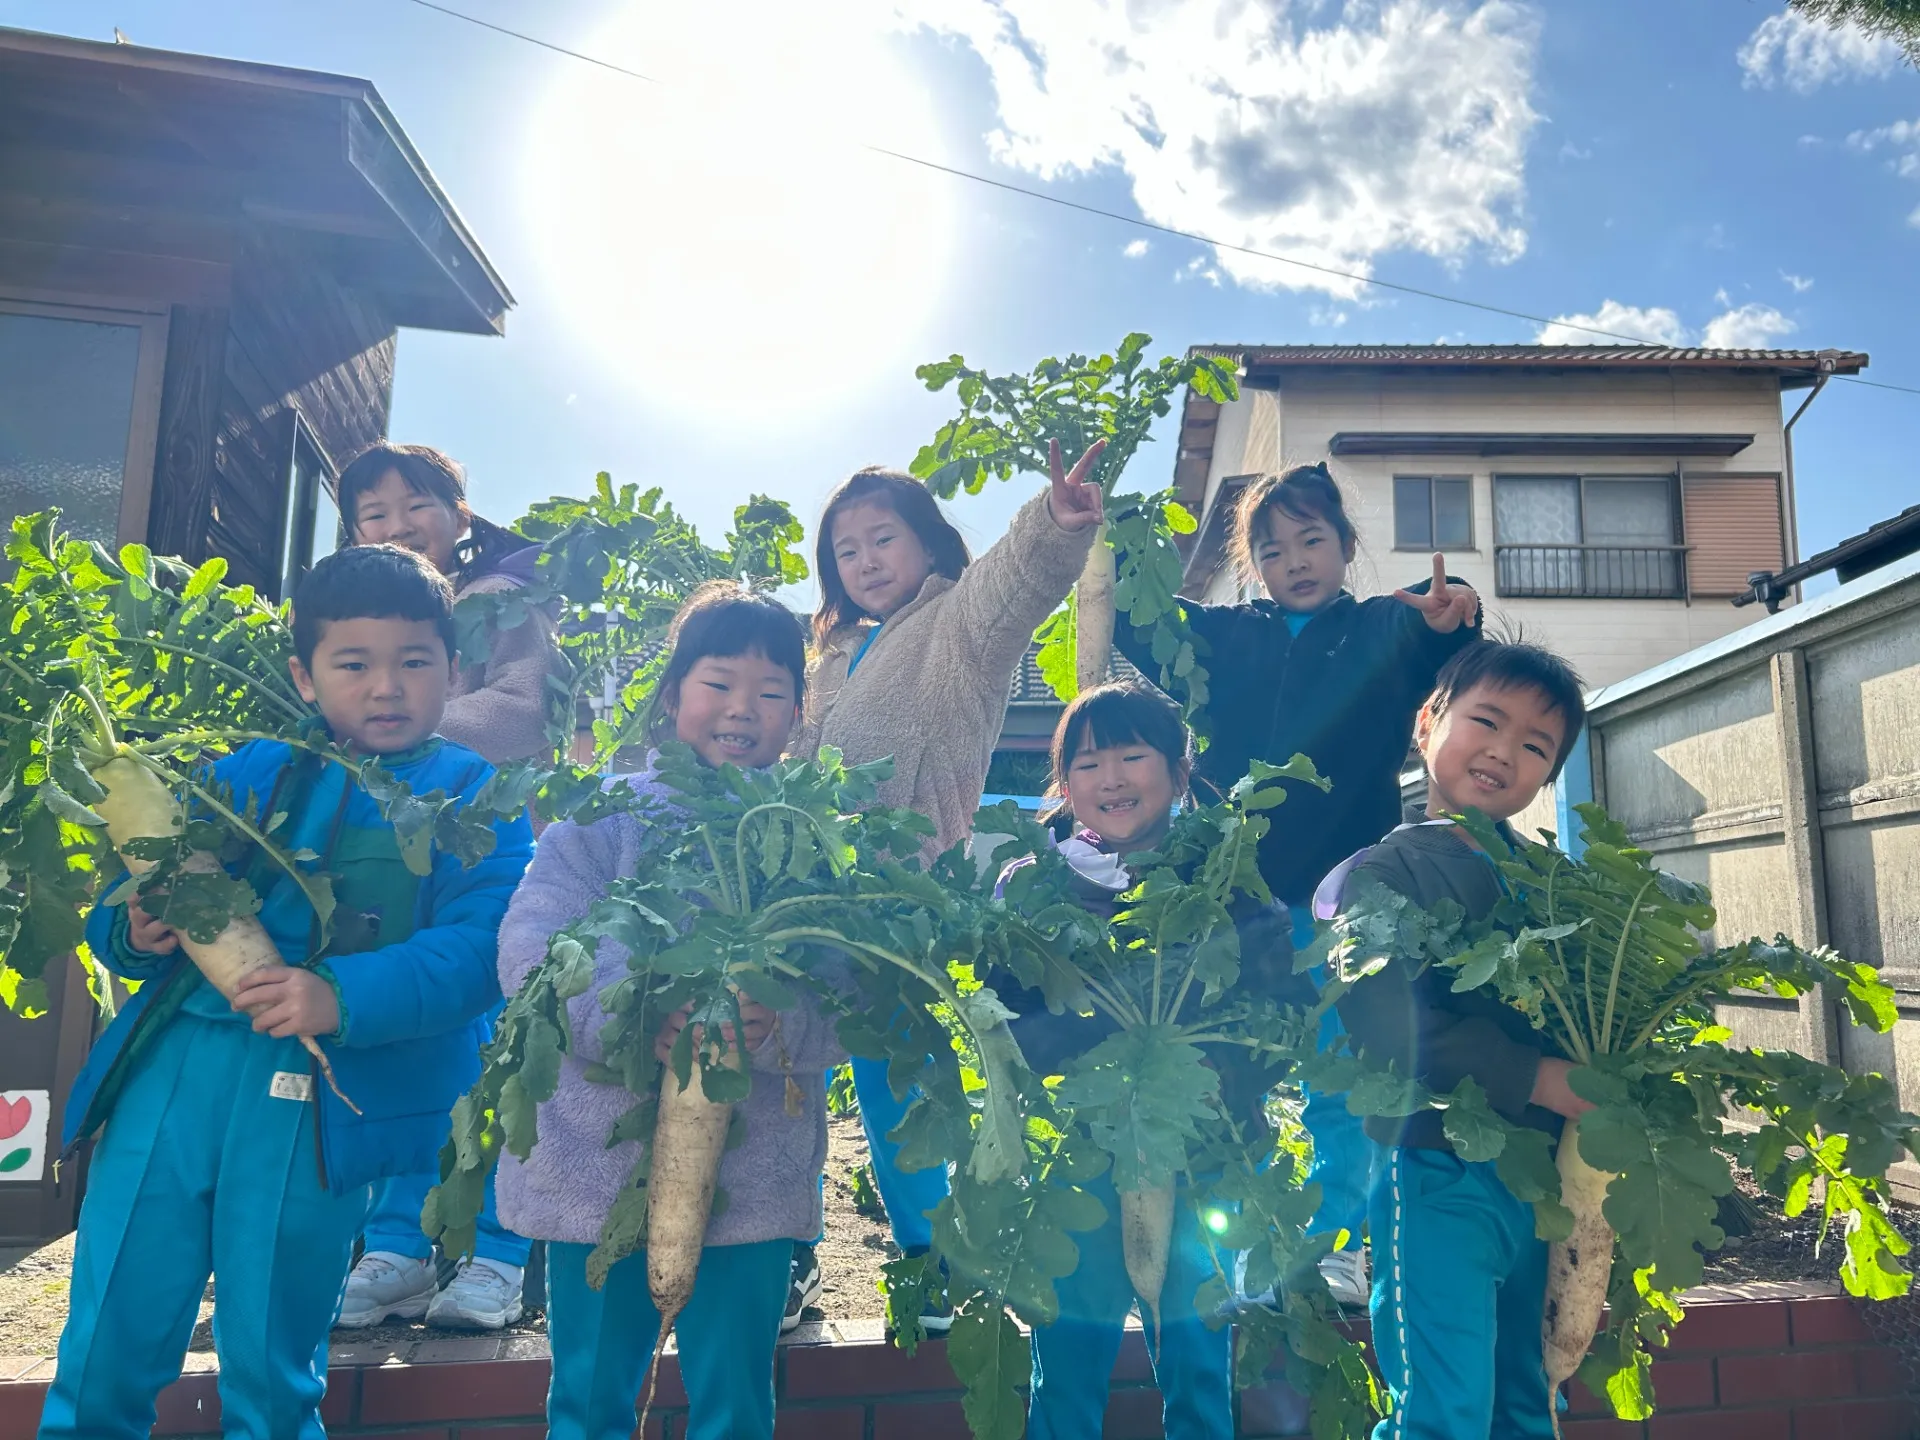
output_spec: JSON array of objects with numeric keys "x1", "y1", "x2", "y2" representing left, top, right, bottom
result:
[{"x1": 493, "y1": 584, "x2": 843, "y2": 1440}]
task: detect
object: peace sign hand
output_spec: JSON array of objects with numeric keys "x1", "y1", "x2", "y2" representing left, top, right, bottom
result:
[
  {"x1": 1046, "y1": 439, "x2": 1107, "y2": 533},
  {"x1": 1393, "y1": 553, "x2": 1481, "y2": 633}
]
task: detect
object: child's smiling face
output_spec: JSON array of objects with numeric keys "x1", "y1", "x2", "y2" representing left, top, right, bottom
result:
[
  {"x1": 1254, "y1": 504, "x2": 1351, "y2": 614},
  {"x1": 1418, "y1": 680, "x2": 1567, "y2": 823},
  {"x1": 289, "y1": 615, "x2": 454, "y2": 754},
  {"x1": 1065, "y1": 729, "x2": 1184, "y2": 848},
  {"x1": 831, "y1": 501, "x2": 935, "y2": 622},
  {"x1": 669, "y1": 650, "x2": 798, "y2": 769}
]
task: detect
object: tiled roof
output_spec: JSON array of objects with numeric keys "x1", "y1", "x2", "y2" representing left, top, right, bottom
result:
[
  {"x1": 1192, "y1": 344, "x2": 1868, "y2": 372},
  {"x1": 1006, "y1": 644, "x2": 1145, "y2": 705}
]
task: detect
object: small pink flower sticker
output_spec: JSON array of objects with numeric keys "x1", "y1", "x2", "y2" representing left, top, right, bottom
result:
[{"x1": 0, "y1": 1095, "x2": 28, "y2": 1141}]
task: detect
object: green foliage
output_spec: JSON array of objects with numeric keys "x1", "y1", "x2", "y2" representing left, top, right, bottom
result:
[
  {"x1": 0, "y1": 514, "x2": 353, "y2": 1010},
  {"x1": 1317, "y1": 801, "x2": 1919, "y2": 1415},
  {"x1": 1788, "y1": 0, "x2": 1920, "y2": 64},
  {"x1": 848, "y1": 1161, "x2": 884, "y2": 1216},
  {"x1": 909, "y1": 335, "x2": 1238, "y2": 724},
  {"x1": 457, "y1": 476, "x2": 808, "y2": 764}
]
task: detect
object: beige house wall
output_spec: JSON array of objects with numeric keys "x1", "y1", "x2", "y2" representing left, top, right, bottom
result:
[{"x1": 1191, "y1": 368, "x2": 1792, "y2": 688}]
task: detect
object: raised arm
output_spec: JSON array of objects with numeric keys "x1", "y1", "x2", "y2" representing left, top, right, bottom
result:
[{"x1": 945, "y1": 443, "x2": 1101, "y2": 680}]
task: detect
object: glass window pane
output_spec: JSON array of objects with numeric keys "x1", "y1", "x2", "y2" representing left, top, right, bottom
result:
[
  {"x1": 1584, "y1": 478, "x2": 1673, "y2": 545},
  {"x1": 0, "y1": 313, "x2": 141, "y2": 545},
  {"x1": 1433, "y1": 478, "x2": 1472, "y2": 549},
  {"x1": 311, "y1": 477, "x2": 340, "y2": 566},
  {"x1": 1494, "y1": 477, "x2": 1581, "y2": 543},
  {"x1": 1393, "y1": 476, "x2": 1432, "y2": 548}
]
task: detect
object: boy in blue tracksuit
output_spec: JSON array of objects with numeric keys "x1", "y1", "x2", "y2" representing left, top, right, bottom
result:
[
  {"x1": 39, "y1": 544, "x2": 533, "y2": 1440},
  {"x1": 1322, "y1": 643, "x2": 1590, "y2": 1440}
]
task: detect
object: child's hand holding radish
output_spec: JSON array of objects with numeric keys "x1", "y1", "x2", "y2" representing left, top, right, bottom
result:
[
  {"x1": 1527, "y1": 1057, "x2": 1595, "y2": 1122},
  {"x1": 125, "y1": 903, "x2": 180, "y2": 957},
  {"x1": 652, "y1": 997, "x2": 776, "y2": 1064},
  {"x1": 233, "y1": 966, "x2": 341, "y2": 1040}
]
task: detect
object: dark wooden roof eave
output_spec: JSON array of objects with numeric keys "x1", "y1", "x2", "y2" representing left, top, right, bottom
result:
[{"x1": 0, "y1": 25, "x2": 513, "y2": 336}]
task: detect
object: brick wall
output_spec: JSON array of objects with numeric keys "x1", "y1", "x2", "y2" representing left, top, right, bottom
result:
[{"x1": 1, "y1": 1283, "x2": 1913, "y2": 1439}]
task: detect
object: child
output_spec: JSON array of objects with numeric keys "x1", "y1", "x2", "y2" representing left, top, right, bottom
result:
[
  {"x1": 787, "y1": 443, "x2": 1103, "y2": 1325},
  {"x1": 996, "y1": 682, "x2": 1305, "y2": 1440},
  {"x1": 492, "y1": 582, "x2": 846, "y2": 1440},
  {"x1": 1115, "y1": 462, "x2": 1482, "y2": 1305},
  {"x1": 39, "y1": 545, "x2": 534, "y2": 1440},
  {"x1": 339, "y1": 441, "x2": 559, "y2": 767},
  {"x1": 1324, "y1": 642, "x2": 1590, "y2": 1440},
  {"x1": 334, "y1": 442, "x2": 561, "y2": 1329}
]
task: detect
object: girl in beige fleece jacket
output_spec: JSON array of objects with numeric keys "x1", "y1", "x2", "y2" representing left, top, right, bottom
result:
[{"x1": 784, "y1": 441, "x2": 1103, "y2": 1324}]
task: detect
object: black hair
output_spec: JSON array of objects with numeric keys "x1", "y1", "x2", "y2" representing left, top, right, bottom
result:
[
  {"x1": 337, "y1": 441, "x2": 524, "y2": 582},
  {"x1": 643, "y1": 581, "x2": 809, "y2": 748},
  {"x1": 812, "y1": 467, "x2": 971, "y2": 649},
  {"x1": 1231, "y1": 462, "x2": 1359, "y2": 586},
  {"x1": 1424, "y1": 641, "x2": 1588, "y2": 782},
  {"x1": 1042, "y1": 681, "x2": 1193, "y2": 823},
  {"x1": 292, "y1": 543, "x2": 457, "y2": 668}
]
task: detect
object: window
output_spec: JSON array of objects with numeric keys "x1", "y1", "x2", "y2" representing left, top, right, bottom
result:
[
  {"x1": 1493, "y1": 475, "x2": 1682, "y2": 598},
  {"x1": 276, "y1": 413, "x2": 340, "y2": 602},
  {"x1": 1393, "y1": 476, "x2": 1473, "y2": 550},
  {"x1": 0, "y1": 300, "x2": 167, "y2": 550}
]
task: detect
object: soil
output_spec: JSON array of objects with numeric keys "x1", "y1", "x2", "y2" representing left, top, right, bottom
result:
[
  {"x1": 1698, "y1": 1173, "x2": 1918, "y2": 1288},
  {"x1": 0, "y1": 1115, "x2": 893, "y2": 1360}
]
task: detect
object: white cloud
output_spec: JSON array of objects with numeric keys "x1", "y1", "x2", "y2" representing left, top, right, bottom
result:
[
  {"x1": 1122, "y1": 238, "x2": 1151, "y2": 258},
  {"x1": 893, "y1": 0, "x2": 1540, "y2": 298},
  {"x1": 1781, "y1": 271, "x2": 1814, "y2": 292},
  {"x1": 1536, "y1": 298, "x2": 1797, "y2": 350},
  {"x1": 1738, "y1": 10, "x2": 1904, "y2": 92},
  {"x1": 1849, "y1": 117, "x2": 1920, "y2": 217},
  {"x1": 1700, "y1": 303, "x2": 1796, "y2": 349},
  {"x1": 1536, "y1": 300, "x2": 1686, "y2": 347}
]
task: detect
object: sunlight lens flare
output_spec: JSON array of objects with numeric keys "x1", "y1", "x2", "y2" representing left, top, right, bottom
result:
[{"x1": 522, "y1": 2, "x2": 955, "y2": 423}]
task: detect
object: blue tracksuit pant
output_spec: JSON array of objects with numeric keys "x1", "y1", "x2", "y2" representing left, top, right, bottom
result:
[
  {"x1": 1369, "y1": 1146, "x2": 1555, "y2": 1440},
  {"x1": 363, "y1": 1166, "x2": 531, "y2": 1266},
  {"x1": 849, "y1": 1055, "x2": 946, "y2": 1252},
  {"x1": 1294, "y1": 904, "x2": 1371, "y2": 1241},
  {"x1": 38, "y1": 1014, "x2": 370, "y2": 1440},
  {"x1": 1028, "y1": 1172, "x2": 1233, "y2": 1440},
  {"x1": 545, "y1": 1237, "x2": 791, "y2": 1440}
]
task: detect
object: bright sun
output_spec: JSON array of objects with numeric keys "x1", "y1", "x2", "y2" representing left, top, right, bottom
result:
[{"x1": 522, "y1": 2, "x2": 956, "y2": 424}]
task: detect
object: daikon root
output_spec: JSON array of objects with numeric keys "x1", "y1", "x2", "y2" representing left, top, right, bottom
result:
[
  {"x1": 1075, "y1": 527, "x2": 1117, "y2": 694},
  {"x1": 89, "y1": 748, "x2": 359, "y2": 1113},
  {"x1": 1542, "y1": 1120, "x2": 1617, "y2": 1420},
  {"x1": 1120, "y1": 1179, "x2": 1175, "y2": 1345},
  {"x1": 638, "y1": 1043, "x2": 742, "y2": 1432}
]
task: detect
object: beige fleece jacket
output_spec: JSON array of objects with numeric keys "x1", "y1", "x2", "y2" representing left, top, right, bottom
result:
[
  {"x1": 441, "y1": 571, "x2": 564, "y2": 766},
  {"x1": 794, "y1": 490, "x2": 1094, "y2": 858}
]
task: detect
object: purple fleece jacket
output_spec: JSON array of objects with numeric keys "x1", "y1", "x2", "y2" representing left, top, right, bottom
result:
[{"x1": 492, "y1": 765, "x2": 847, "y2": 1247}]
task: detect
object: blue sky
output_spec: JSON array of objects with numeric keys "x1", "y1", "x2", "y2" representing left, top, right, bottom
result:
[{"x1": 10, "y1": 0, "x2": 1919, "y2": 597}]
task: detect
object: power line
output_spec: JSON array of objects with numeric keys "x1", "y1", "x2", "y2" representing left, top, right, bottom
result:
[{"x1": 399, "y1": 0, "x2": 1920, "y2": 400}]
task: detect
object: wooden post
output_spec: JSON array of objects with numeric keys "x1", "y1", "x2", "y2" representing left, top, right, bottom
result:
[{"x1": 1770, "y1": 648, "x2": 1837, "y2": 1065}]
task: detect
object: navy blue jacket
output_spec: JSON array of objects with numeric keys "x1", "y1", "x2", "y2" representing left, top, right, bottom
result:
[
  {"x1": 68, "y1": 736, "x2": 533, "y2": 1194},
  {"x1": 1118, "y1": 581, "x2": 1479, "y2": 905}
]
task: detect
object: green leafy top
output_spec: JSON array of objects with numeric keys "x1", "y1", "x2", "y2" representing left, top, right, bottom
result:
[{"x1": 909, "y1": 335, "x2": 1239, "y2": 726}]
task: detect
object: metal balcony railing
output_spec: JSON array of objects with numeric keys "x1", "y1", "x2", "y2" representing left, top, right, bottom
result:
[{"x1": 1494, "y1": 544, "x2": 1689, "y2": 600}]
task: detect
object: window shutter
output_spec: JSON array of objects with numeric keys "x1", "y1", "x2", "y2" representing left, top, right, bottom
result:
[{"x1": 1683, "y1": 474, "x2": 1784, "y2": 598}]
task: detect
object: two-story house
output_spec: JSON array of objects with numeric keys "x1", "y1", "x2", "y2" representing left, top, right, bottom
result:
[{"x1": 1168, "y1": 344, "x2": 1868, "y2": 688}]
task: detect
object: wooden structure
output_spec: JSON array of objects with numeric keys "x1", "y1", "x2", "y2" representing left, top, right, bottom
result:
[{"x1": 0, "y1": 25, "x2": 512, "y2": 1244}]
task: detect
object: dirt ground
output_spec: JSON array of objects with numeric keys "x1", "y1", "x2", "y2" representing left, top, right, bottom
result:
[
  {"x1": 6, "y1": 1124, "x2": 1904, "y2": 1359},
  {"x1": 0, "y1": 1115, "x2": 894, "y2": 1359}
]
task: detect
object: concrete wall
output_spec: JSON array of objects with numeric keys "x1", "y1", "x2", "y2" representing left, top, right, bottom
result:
[
  {"x1": 1192, "y1": 368, "x2": 1792, "y2": 688},
  {"x1": 1559, "y1": 549, "x2": 1920, "y2": 1198}
]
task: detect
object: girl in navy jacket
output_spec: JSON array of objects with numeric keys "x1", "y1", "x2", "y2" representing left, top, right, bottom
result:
[{"x1": 1114, "y1": 462, "x2": 1481, "y2": 1303}]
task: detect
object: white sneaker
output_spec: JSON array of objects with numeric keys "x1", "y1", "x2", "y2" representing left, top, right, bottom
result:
[
  {"x1": 1319, "y1": 1247, "x2": 1370, "y2": 1309},
  {"x1": 335, "y1": 1251, "x2": 437, "y2": 1328},
  {"x1": 426, "y1": 1256, "x2": 526, "y2": 1331}
]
